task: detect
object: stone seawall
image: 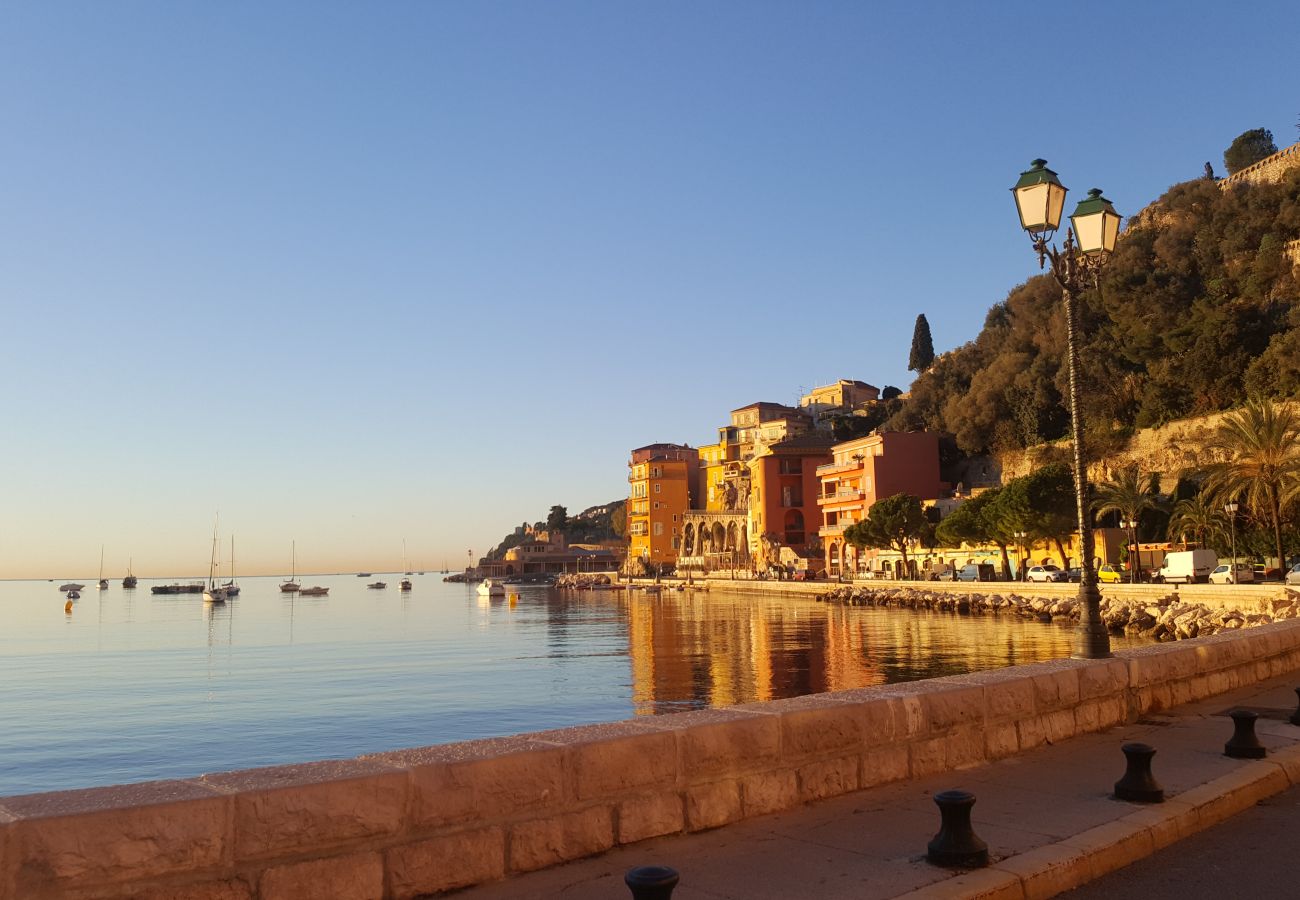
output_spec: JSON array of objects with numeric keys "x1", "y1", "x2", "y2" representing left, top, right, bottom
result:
[{"x1": 5, "y1": 619, "x2": 1300, "y2": 898}]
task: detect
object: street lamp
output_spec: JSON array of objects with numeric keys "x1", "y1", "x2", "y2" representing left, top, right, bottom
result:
[
  {"x1": 1013, "y1": 530, "x2": 1028, "y2": 581},
  {"x1": 1224, "y1": 501, "x2": 1239, "y2": 584},
  {"x1": 1120, "y1": 517, "x2": 1138, "y2": 584},
  {"x1": 1012, "y1": 160, "x2": 1121, "y2": 659}
]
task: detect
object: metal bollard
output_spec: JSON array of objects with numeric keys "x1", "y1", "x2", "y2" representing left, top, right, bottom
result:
[
  {"x1": 1290, "y1": 688, "x2": 1300, "y2": 727},
  {"x1": 625, "y1": 865, "x2": 679, "y2": 899},
  {"x1": 1113, "y1": 742, "x2": 1164, "y2": 803},
  {"x1": 926, "y1": 790, "x2": 989, "y2": 868},
  {"x1": 1224, "y1": 709, "x2": 1266, "y2": 759}
]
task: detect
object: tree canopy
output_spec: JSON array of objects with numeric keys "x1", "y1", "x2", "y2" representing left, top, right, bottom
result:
[
  {"x1": 1224, "y1": 128, "x2": 1278, "y2": 175},
  {"x1": 887, "y1": 166, "x2": 1300, "y2": 453},
  {"x1": 908, "y1": 314, "x2": 935, "y2": 372},
  {"x1": 844, "y1": 493, "x2": 926, "y2": 576},
  {"x1": 546, "y1": 505, "x2": 568, "y2": 531}
]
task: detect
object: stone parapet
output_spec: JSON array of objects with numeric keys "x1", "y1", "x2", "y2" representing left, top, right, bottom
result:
[{"x1": 4, "y1": 620, "x2": 1300, "y2": 898}]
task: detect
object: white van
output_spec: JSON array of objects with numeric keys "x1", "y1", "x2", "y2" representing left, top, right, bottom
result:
[{"x1": 1157, "y1": 549, "x2": 1218, "y2": 584}]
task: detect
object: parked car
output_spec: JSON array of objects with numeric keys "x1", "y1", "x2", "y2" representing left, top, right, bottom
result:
[
  {"x1": 956, "y1": 563, "x2": 996, "y2": 582},
  {"x1": 1067, "y1": 567, "x2": 1082, "y2": 583},
  {"x1": 1286, "y1": 563, "x2": 1300, "y2": 586},
  {"x1": 1209, "y1": 563, "x2": 1254, "y2": 585},
  {"x1": 1097, "y1": 564, "x2": 1125, "y2": 584},
  {"x1": 1026, "y1": 565, "x2": 1067, "y2": 583}
]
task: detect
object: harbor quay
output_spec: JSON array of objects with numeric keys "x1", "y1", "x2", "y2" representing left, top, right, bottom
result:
[{"x1": 4, "y1": 611, "x2": 1300, "y2": 898}]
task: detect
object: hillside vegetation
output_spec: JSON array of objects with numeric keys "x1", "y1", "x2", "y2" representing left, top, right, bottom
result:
[{"x1": 890, "y1": 169, "x2": 1300, "y2": 454}]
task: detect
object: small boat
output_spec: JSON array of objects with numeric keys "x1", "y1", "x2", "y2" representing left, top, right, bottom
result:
[
  {"x1": 368, "y1": 581, "x2": 387, "y2": 589},
  {"x1": 98, "y1": 546, "x2": 108, "y2": 590},
  {"x1": 281, "y1": 541, "x2": 301, "y2": 593},
  {"x1": 400, "y1": 578, "x2": 412, "y2": 591},
  {"x1": 123, "y1": 558, "x2": 138, "y2": 589},
  {"x1": 66, "y1": 590, "x2": 80, "y2": 600},
  {"x1": 59, "y1": 583, "x2": 85, "y2": 592},
  {"x1": 357, "y1": 573, "x2": 371, "y2": 578},
  {"x1": 151, "y1": 582, "x2": 204, "y2": 595},
  {"x1": 222, "y1": 536, "x2": 240, "y2": 597},
  {"x1": 203, "y1": 516, "x2": 228, "y2": 604},
  {"x1": 476, "y1": 578, "x2": 505, "y2": 597},
  {"x1": 400, "y1": 540, "x2": 412, "y2": 591},
  {"x1": 299, "y1": 586, "x2": 329, "y2": 596}
]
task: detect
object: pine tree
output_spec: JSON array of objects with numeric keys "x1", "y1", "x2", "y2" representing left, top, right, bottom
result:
[{"x1": 908, "y1": 314, "x2": 935, "y2": 372}]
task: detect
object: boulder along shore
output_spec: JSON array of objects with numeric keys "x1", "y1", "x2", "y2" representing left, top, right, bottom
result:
[{"x1": 814, "y1": 585, "x2": 1300, "y2": 642}]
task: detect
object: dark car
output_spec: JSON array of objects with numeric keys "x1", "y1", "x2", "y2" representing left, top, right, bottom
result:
[{"x1": 1067, "y1": 567, "x2": 1082, "y2": 583}]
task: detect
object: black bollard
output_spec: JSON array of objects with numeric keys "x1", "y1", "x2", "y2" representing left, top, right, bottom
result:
[
  {"x1": 1113, "y1": 742, "x2": 1164, "y2": 803},
  {"x1": 1224, "y1": 709, "x2": 1267, "y2": 759},
  {"x1": 1291, "y1": 688, "x2": 1300, "y2": 727},
  {"x1": 625, "y1": 865, "x2": 679, "y2": 900},
  {"x1": 926, "y1": 790, "x2": 989, "y2": 868}
]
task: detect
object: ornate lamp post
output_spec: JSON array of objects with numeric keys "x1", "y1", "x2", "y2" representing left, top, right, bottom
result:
[
  {"x1": 1012, "y1": 160, "x2": 1121, "y2": 659},
  {"x1": 1224, "y1": 501, "x2": 1239, "y2": 584},
  {"x1": 1120, "y1": 517, "x2": 1138, "y2": 584},
  {"x1": 1013, "y1": 530, "x2": 1028, "y2": 580}
]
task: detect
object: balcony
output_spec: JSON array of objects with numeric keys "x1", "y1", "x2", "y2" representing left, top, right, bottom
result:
[
  {"x1": 816, "y1": 461, "x2": 864, "y2": 476},
  {"x1": 817, "y1": 489, "x2": 864, "y2": 505}
]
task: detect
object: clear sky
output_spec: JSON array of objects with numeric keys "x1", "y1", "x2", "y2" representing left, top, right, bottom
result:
[{"x1": 2, "y1": 1, "x2": 1296, "y2": 579}]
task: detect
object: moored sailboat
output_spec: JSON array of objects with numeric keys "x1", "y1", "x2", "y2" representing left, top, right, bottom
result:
[
  {"x1": 281, "y1": 541, "x2": 301, "y2": 593},
  {"x1": 204, "y1": 517, "x2": 228, "y2": 604},
  {"x1": 123, "y1": 558, "x2": 137, "y2": 589}
]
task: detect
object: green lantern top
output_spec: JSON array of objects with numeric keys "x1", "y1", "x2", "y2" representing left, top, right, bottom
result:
[
  {"x1": 1012, "y1": 159, "x2": 1068, "y2": 235},
  {"x1": 1069, "y1": 188, "x2": 1122, "y2": 255}
]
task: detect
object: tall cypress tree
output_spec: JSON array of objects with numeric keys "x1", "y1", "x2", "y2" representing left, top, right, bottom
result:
[{"x1": 908, "y1": 314, "x2": 935, "y2": 372}]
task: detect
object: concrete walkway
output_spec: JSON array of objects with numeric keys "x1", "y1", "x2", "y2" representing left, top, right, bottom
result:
[{"x1": 452, "y1": 675, "x2": 1300, "y2": 899}]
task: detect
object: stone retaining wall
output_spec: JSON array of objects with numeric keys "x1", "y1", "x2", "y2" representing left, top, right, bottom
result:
[{"x1": 5, "y1": 621, "x2": 1300, "y2": 899}]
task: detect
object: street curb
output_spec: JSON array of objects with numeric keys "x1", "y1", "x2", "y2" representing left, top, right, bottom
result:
[{"x1": 892, "y1": 741, "x2": 1300, "y2": 899}]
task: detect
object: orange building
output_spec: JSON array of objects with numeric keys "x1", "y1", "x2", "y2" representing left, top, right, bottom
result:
[
  {"x1": 627, "y1": 444, "x2": 699, "y2": 572},
  {"x1": 747, "y1": 433, "x2": 835, "y2": 572},
  {"x1": 817, "y1": 431, "x2": 945, "y2": 577}
]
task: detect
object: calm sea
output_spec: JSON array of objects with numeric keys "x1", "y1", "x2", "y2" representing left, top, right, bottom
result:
[{"x1": 0, "y1": 576, "x2": 1138, "y2": 796}]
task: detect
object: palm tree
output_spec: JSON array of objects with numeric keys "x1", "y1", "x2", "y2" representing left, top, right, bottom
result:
[
  {"x1": 1092, "y1": 464, "x2": 1163, "y2": 582},
  {"x1": 1199, "y1": 399, "x2": 1300, "y2": 572},
  {"x1": 1167, "y1": 493, "x2": 1227, "y2": 549}
]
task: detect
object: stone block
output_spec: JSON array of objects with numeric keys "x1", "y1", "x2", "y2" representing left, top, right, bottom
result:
[
  {"x1": 762, "y1": 697, "x2": 866, "y2": 759},
  {"x1": 981, "y1": 677, "x2": 1036, "y2": 723},
  {"x1": 617, "y1": 793, "x2": 684, "y2": 844},
  {"x1": 894, "y1": 866, "x2": 1022, "y2": 899},
  {"x1": 259, "y1": 851, "x2": 383, "y2": 900},
  {"x1": 1043, "y1": 708, "x2": 1076, "y2": 743},
  {"x1": 860, "y1": 744, "x2": 910, "y2": 789},
  {"x1": 112, "y1": 879, "x2": 254, "y2": 900},
  {"x1": 796, "y1": 757, "x2": 858, "y2": 802},
  {"x1": 202, "y1": 761, "x2": 406, "y2": 861},
  {"x1": 1017, "y1": 716, "x2": 1048, "y2": 752},
  {"x1": 985, "y1": 722, "x2": 1020, "y2": 760},
  {"x1": 991, "y1": 841, "x2": 1093, "y2": 899},
  {"x1": 941, "y1": 724, "x2": 987, "y2": 770},
  {"x1": 386, "y1": 827, "x2": 506, "y2": 898},
  {"x1": 398, "y1": 742, "x2": 564, "y2": 829},
  {"x1": 508, "y1": 806, "x2": 614, "y2": 872},
  {"x1": 1059, "y1": 820, "x2": 1154, "y2": 880},
  {"x1": 921, "y1": 684, "x2": 986, "y2": 732},
  {"x1": 1030, "y1": 665, "x2": 1081, "y2": 712},
  {"x1": 1074, "y1": 696, "x2": 1126, "y2": 734},
  {"x1": 1119, "y1": 800, "x2": 1197, "y2": 851},
  {"x1": 4, "y1": 780, "x2": 228, "y2": 895},
  {"x1": 685, "y1": 780, "x2": 742, "y2": 831},
  {"x1": 909, "y1": 736, "x2": 948, "y2": 778},
  {"x1": 1178, "y1": 764, "x2": 1290, "y2": 828},
  {"x1": 674, "y1": 711, "x2": 781, "y2": 779},
  {"x1": 1077, "y1": 658, "x2": 1128, "y2": 701},
  {"x1": 740, "y1": 771, "x2": 798, "y2": 817},
  {"x1": 532, "y1": 723, "x2": 677, "y2": 801}
]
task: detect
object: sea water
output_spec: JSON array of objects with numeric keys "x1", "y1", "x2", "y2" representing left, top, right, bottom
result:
[{"x1": 0, "y1": 576, "x2": 1139, "y2": 795}]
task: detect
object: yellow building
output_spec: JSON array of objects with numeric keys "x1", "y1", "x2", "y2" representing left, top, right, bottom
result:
[
  {"x1": 627, "y1": 444, "x2": 699, "y2": 572},
  {"x1": 799, "y1": 379, "x2": 880, "y2": 416}
]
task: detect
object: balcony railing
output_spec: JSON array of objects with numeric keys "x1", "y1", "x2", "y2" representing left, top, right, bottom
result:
[
  {"x1": 816, "y1": 461, "x2": 863, "y2": 475},
  {"x1": 817, "y1": 489, "x2": 863, "y2": 504}
]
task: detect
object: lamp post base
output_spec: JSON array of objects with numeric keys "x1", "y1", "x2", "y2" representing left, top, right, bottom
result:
[{"x1": 1072, "y1": 579, "x2": 1112, "y2": 659}]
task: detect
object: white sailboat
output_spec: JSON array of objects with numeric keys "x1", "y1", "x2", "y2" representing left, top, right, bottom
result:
[
  {"x1": 204, "y1": 517, "x2": 228, "y2": 604},
  {"x1": 400, "y1": 539, "x2": 412, "y2": 592},
  {"x1": 223, "y1": 536, "x2": 241, "y2": 597},
  {"x1": 98, "y1": 546, "x2": 108, "y2": 590},
  {"x1": 281, "y1": 541, "x2": 301, "y2": 592}
]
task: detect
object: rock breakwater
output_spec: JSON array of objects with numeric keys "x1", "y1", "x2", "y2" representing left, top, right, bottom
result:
[{"x1": 814, "y1": 585, "x2": 1300, "y2": 642}]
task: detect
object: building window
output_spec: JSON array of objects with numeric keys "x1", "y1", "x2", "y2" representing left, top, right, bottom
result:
[
  {"x1": 672, "y1": 514, "x2": 679, "y2": 522},
  {"x1": 654, "y1": 484, "x2": 661, "y2": 494},
  {"x1": 651, "y1": 466, "x2": 661, "y2": 477},
  {"x1": 653, "y1": 522, "x2": 663, "y2": 536},
  {"x1": 672, "y1": 537, "x2": 680, "y2": 549}
]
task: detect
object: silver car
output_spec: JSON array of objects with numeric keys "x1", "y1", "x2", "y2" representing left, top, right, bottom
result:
[
  {"x1": 1026, "y1": 564, "x2": 1068, "y2": 583},
  {"x1": 1286, "y1": 563, "x2": 1300, "y2": 586}
]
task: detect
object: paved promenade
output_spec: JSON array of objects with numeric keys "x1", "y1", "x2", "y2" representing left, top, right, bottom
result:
[{"x1": 455, "y1": 675, "x2": 1300, "y2": 899}]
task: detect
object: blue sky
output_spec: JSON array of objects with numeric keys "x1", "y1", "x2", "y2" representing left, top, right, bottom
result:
[{"x1": 2, "y1": 1, "x2": 1296, "y2": 577}]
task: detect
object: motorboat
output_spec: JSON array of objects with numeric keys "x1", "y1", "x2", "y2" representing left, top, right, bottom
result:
[
  {"x1": 400, "y1": 578, "x2": 412, "y2": 591},
  {"x1": 66, "y1": 590, "x2": 80, "y2": 600},
  {"x1": 357, "y1": 573, "x2": 371, "y2": 577},
  {"x1": 151, "y1": 583, "x2": 203, "y2": 595},
  {"x1": 476, "y1": 579, "x2": 505, "y2": 597},
  {"x1": 59, "y1": 583, "x2": 85, "y2": 592},
  {"x1": 299, "y1": 586, "x2": 329, "y2": 596},
  {"x1": 368, "y1": 581, "x2": 387, "y2": 589}
]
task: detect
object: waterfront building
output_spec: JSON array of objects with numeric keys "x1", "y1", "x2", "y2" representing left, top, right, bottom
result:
[
  {"x1": 478, "y1": 528, "x2": 621, "y2": 577},
  {"x1": 817, "y1": 431, "x2": 945, "y2": 577},
  {"x1": 859, "y1": 526, "x2": 1127, "y2": 581},
  {"x1": 626, "y1": 443, "x2": 699, "y2": 573},
  {"x1": 748, "y1": 432, "x2": 835, "y2": 574}
]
